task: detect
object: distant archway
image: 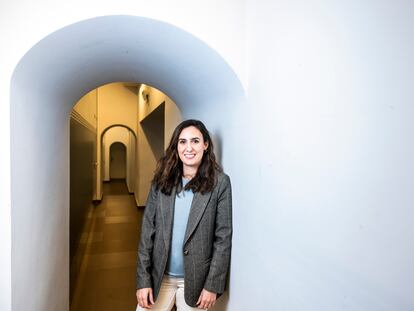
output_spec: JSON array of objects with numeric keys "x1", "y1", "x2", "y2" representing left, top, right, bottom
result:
[
  {"x1": 101, "y1": 125, "x2": 136, "y2": 192},
  {"x1": 101, "y1": 124, "x2": 137, "y2": 138}
]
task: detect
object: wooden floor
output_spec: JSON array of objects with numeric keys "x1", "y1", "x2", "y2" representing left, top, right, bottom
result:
[{"x1": 71, "y1": 180, "x2": 143, "y2": 311}]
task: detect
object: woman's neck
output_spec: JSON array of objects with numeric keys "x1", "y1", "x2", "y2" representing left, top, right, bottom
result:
[{"x1": 183, "y1": 166, "x2": 198, "y2": 180}]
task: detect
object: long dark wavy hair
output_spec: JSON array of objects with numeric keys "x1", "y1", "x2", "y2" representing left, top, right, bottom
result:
[{"x1": 153, "y1": 119, "x2": 221, "y2": 195}]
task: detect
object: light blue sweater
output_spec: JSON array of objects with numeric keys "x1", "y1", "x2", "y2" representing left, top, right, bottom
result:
[{"x1": 166, "y1": 178, "x2": 194, "y2": 277}]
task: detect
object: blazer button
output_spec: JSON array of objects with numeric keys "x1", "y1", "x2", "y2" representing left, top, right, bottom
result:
[{"x1": 183, "y1": 249, "x2": 189, "y2": 256}]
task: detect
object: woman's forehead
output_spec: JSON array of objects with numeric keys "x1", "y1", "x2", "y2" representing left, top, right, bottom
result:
[{"x1": 179, "y1": 126, "x2": 202, "y2": 138}]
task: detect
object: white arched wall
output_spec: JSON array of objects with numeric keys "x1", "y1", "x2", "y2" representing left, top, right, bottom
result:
[
  {"x1": 10, "y1": 16, "x2": 245, "y2": 311},
  {"x1": 102, "y1": 125, "x2": 136, "y2": 192}
]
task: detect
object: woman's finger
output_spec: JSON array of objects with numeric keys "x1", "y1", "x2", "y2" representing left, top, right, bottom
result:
[
  {"x1": 140, "y1": 293, "x2": 148, "y2": 308},
  {"x1": 196, "y1": 292, "x2": 203, "y2": 306},
  {"x1": 149, "y1": 288, "x2": 154, "y2": 305}
]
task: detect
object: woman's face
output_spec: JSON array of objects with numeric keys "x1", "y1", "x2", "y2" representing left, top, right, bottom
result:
[{"x1": 177, "y1": 126, "x2": 209, "y2": 172}]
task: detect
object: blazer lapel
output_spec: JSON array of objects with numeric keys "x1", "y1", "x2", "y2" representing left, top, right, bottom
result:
[
  {"x1": 160, "y1": 188, "x2": 176, "y2": 250},
  {"x1": 183, "y1": 191, "x2": 212, "y2": 245}
]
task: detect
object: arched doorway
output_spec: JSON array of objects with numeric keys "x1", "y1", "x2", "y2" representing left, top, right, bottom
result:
[
  {"x1": 101, "y1": 124, "x2": 137, "y2": 194},
  {"x1": 109, "y1": 142, "x2": 127, "y2": 179},
  {"x1": 11, "y1": 15, "x2": 245, "y2": 310}
]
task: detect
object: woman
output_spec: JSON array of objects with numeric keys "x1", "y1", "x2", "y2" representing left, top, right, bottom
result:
[{"x1": 136, "y1": 119, "x2": 232, "y2": 310}]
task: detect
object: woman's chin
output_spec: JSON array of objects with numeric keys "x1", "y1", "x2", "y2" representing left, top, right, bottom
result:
[{"x1": 183, "y1": 161, "x2": 200, "y2": 168}]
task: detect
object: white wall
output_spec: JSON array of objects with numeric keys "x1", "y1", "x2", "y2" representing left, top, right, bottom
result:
[{"x1": 228, "y1": 1, "x2": 414, "y2": 310}]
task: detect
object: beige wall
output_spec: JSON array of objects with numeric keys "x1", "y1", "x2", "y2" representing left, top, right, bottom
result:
[
  {"x1": 135, "y1": 85, "x2": 182, "y2": 205},
  {"x1": 140, "y1": 85, "x2": 182, "y2": 149},
  {"x1": 98, "y1": 83, "x2": 138, "y2": 132},
  {"x1": 72, "y1": 90, "x2": 97, "y2": 130},
  {"x1": 72, "y1": 83, "x2": 139, "y2": 200},
  {"x1": 128, "y1": 130, "x2": 136, "y2": 195},
  {"x1": 164, "y1": 94, "x2": 182, "y2": 150},
  {"x1": 96, "y1": 82, "x2": 139, "y2": 199}
]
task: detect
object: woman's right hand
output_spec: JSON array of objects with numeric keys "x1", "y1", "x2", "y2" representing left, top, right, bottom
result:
[{"x1": 136, "y1": 288, "x2": 155, "y2": 309}]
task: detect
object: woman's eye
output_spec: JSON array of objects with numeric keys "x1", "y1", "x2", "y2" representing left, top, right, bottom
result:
[
  {"x1": 179, "y1": 140, "x2": 186, "y2": 144},
  {"x1": 193, "y1": 139, "x2": 200, "y2": 144}
]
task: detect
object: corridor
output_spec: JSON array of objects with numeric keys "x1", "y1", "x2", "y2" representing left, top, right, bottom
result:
[{"x1": 71, "y1": 180, "x2": 143, "y2": 311}]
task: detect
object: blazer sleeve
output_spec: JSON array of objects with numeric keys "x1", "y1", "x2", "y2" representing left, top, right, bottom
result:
[
  {"x1": 136, "y1": 183, "x2": 158, "y2": 289},
  {"x1": 204, "y1": 174, "x2": 233, "y2": 294}
]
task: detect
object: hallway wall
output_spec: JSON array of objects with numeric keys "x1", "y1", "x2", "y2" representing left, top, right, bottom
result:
[
  {"x1": 135, "y1": 85, "x2": 182, "y2": 206},
  {"x1": 137, "y1": 102, "x2": 165, "y2": 205},
  {"x1": 69, "y1": 109, "x2": 96, "y2": 301},
  {"x1": 96, "y1": 82, "x2": 139, "y2": 199},
  {"x1": 128, "y1": 130, "x2": 136, "y2": 195},
  {"x1": 72, "y1": 89, "x2": 97, "y2": 128}
]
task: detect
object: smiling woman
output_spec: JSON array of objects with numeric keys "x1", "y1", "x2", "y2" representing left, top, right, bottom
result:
[{"x1": 136, "y1": 119, "x2": 232, "y2": 311}]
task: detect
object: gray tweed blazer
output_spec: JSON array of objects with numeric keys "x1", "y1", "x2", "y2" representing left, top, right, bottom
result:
[{"x1": 136, "y1": 172, "x2": 232, "y2": 307}]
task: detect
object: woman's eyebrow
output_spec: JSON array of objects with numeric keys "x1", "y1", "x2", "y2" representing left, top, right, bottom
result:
[{"x1": 179, "y1": 137, "x2": 201, "y2": 141}]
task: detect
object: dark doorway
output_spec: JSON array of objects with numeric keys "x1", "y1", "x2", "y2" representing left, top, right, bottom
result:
[{"x1": 110, "y1": 142, "x2": 127, "y2": 180}]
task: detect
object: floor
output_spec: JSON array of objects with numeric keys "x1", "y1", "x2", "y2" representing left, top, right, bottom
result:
[{"x1": 71, "y1": 180, "x2": 143, "y2": 311}]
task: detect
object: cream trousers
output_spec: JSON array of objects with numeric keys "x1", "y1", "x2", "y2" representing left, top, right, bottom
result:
[{"x1": 136, "y1": 275, "x2": 203, "y2": 311}]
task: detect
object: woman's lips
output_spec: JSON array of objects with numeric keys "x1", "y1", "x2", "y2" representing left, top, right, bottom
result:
[{"x1": 184, "y1": 154, "x2": 195, "y2": 159}]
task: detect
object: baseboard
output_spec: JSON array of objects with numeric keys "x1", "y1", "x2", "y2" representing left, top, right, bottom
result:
[
  {"x1": 135, "y1": 193, "x2": 145, "y2": 208},
  {"x1": 92, "y1": 191, "x2": 103, "y2": 205}
]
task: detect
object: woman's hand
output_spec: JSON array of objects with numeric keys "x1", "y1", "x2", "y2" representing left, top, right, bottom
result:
[
  {"x1": 196, "y1": 289, "x2": 217, "y2": 309},
  {"x1": 136, "y1": 288, "x2": 154, "y2": 309}
]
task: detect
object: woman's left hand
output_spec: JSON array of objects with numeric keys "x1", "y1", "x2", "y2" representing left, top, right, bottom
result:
[{"x1": 196, "y1": 289, "x2": 217, "y2": 310}]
